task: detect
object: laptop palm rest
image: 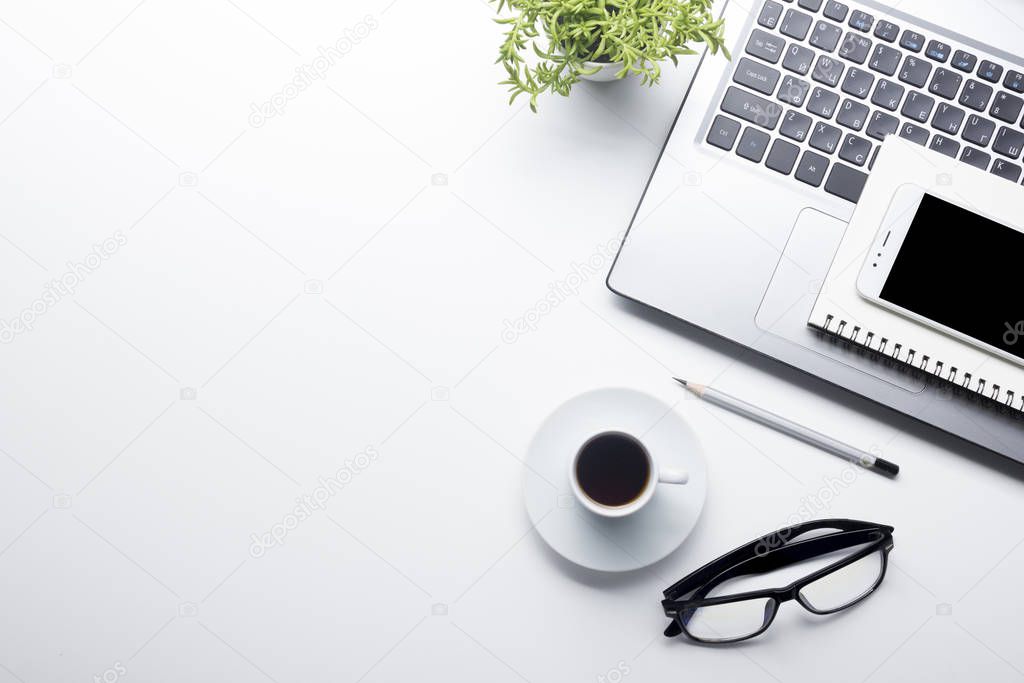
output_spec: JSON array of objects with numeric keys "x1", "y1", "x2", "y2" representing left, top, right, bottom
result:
[{"x1": 755, "y1": 207, "x2": 926, "y2": 393}]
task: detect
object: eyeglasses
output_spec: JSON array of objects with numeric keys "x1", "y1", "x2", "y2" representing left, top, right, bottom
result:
[{"x1": 661, "y1": 519, "x2": 894, "y2": 644}]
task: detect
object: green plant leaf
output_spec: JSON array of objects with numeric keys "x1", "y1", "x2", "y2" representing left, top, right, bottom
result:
[{"x1": 489, "y1": 0, "x2": 729, "y2": 112}]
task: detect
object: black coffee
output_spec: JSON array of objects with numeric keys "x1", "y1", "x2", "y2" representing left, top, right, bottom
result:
[{"x1": 575, "y1": 433, "x2": 650, "y2": 507}]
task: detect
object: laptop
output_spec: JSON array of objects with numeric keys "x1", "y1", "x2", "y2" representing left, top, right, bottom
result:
[{"x1": 608, "y1": 0, "x2": 1024, "y2": 459}]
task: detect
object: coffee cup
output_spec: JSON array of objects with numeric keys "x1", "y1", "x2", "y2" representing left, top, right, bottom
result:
[{"x1": 569, "y1": 431, "x2": 688, "y2": 518}]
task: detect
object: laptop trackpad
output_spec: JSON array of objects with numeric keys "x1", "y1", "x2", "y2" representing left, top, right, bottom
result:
[{"x1": 755, "y1": 207, "x2": 926, "y2": 392}]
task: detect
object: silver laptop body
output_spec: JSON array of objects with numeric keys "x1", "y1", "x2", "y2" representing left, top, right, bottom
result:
[{"x1": 608, "y1": 0, "x2": 1024, "y2": 459}]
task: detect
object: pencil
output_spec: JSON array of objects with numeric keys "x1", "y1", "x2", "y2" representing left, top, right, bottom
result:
[{"x1": 675, "y1": 378, "x2": 900, "y2": 477}]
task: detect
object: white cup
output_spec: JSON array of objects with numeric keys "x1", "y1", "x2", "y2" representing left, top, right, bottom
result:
[{"x1": 569, "y1": 431, "x2": 688, "y2": 518}]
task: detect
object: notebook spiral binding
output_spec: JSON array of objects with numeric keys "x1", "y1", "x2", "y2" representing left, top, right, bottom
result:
[{"x1": 814, "y1": 313, "x2": 1024, "y2": 414}]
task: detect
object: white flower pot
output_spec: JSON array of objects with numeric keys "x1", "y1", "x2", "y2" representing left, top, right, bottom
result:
[{"x1": 578, "y1": 60, "x2": 625, "y2": 82}]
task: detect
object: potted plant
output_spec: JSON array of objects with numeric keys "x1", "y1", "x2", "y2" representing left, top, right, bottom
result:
[{"x1": 492, "y1": 0, "x2": 729, "y2": 112}]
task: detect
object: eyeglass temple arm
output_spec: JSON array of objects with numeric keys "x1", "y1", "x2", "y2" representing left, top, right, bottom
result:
[
  {"x1": 662, "y1": 519, "x2": 891, "y2": 601},
  {"x1": 689, "y1": 528, "x2": 889, "y2": 598},
  {"x1": 669, "y1": 528, "x2": 891, "y2": 606}
]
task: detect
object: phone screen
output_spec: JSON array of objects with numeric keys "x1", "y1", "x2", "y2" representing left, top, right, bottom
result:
[{"x1": 880, "y1": 193, "x2": 1024, "y2": 361}]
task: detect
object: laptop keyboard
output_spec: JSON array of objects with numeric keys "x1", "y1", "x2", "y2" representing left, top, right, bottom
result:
[{"x1": 708, "y1": 0, "x2": 1024, "y2": 203}]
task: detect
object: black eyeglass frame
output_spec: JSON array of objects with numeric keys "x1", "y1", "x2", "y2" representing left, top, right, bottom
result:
[{"x1": 661, "y1": 519, "x2": 895, "y2": 643}]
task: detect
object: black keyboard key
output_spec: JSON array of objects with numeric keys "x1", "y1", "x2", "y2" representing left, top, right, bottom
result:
[
  {"x1": 825, "y1": 163, "x2": 869, "y2": 202},
  {"x1": 901, "y1": 91, "x2": 935, "y2": 123},
  {"x1": 926, "y1": 40, "x2": 950, "y2": 63},
  {"x1": 796, "y1": 150, "x2": 830, "y2": 187},
  {"x1": 812, "y1": 55, "x2": 845, "y2": 87},
  {"x1": 737, "y1": 127, "x2": 772, "y2": 162},
  {"x1": 929, "y1": 134, "x2": 960, "y2": 158},
  {"x1": 706, "y1": 115, "x2": 742, "y2": 150},
  {"x1": 873, "y1": 21, "x2": 900, "y2": 43},
  {"x1": 962, "y1": 115, "x2": 996, "y2": 147},
  {"x1": 866, "y1": 110, "x2": 899, "y2": 140},
  {"x1": 978, "y1": 60, "x2": 1003, "y2": 83},
  {"x1": 990, "y1": 91, "x2": 1024, "y2": 124},
  {"x1": 807, "y1": 87, "x2": 841, "y2": 118},
  {"x1": 993, "y1": 126, "x2": 1024, "y2": 159},
  {"x1": 958, "y1": 79, "x2": 993, "y2": 112},
  {"x1": 871, "y1": 79, "x2": 905, "y2": 111},
  {"x1": 734, "y1": 57, "x2": 782, "y2": 95},
  {"x1": 931, "y1": 102, "x2": 965, "y2": 135},
  {"x1": 766, "y1": 139, "x2": 801, "y2": 174},
  {"x1": 759, "y1": 0, "x2": 785, "y2": 29},
  {"x1": 991, "y1": 159, "x2": 1022, "y2": 182},
  {"x1": 778, "y1": 75, "x2": 811, "y2": 106},
  {"x1": 868, "y1": 44, "x2": 902, "y2": 76},
  {"x1": 951, "y1": 50, "x2": 977, "y2": 73},
  {"x1": 798, "y1": 0, "x2": 824, "y2": 11},
  {"x1": 839, "y1": 133, "x2": 872, "y2": 165},
  {"x1": 780, "y1": 9, "x2": 814, "y2": 40},
  {"x1": 837, "y1": 98, "x2": 869, "y2": 130},
  {"x1": 862, "y1": 144, "x2": 878, "y2": 167},
  {"x1": 1004, "y1": 70, "x2": 1024, "y2": 94},
  {"x1": 848, "y1": 10, "x2": 873, "y2": 32},
  {"x1": 960, "y1": 146, "x2": 991, "y2": 170},
  {"x1": 823, "y1": 1, "x2": 849, "y2": 22},
  {"x1": 747, "y1": 30, "x2": 786, "y2": 64},
  {"x1": 899, "y1": 30, "x2": 925, "y2": 53},
  {"x1": 783, "y1": 44, "x2": 816, "y2": 75},
  {"x1": 898, "y1": 55, "x2": 932, "y2": 88},
  {"x1": 839, "y1": 32, "x2": 872, "y2": 64},
  {"x1": 809, "y1": 21, "x2": 843, "y2": 52},
  {"x1": 721, "y1": 86, "x2": 784, "y2": 129},
  {"x1": 780, "y1": 109, "x2": 813, "y2": 141},
  {"x1": 810, "y1": 121, "x2": 843, "y2": 153},
  {"x1": 929, "y1": 68, "x2": 962, "y2": 100},
  {"x1": 898, "y1": 121, "x2": 929, "y2": 145},
  {"x1": 841, "y1": 67, "x2": 874, "y2": 98}
]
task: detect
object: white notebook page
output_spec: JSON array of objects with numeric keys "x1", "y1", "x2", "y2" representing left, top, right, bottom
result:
[{"x1": 808, "y1": 137, "x2": 1024, "y2": 408}]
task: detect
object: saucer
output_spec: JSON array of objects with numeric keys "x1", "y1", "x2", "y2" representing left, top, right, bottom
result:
[{"x1": 524, "y1": 387, "x2": 707, "y2": 573}]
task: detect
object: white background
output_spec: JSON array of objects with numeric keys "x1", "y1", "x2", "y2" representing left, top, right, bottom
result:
[{"x1": 2, "y1": 0, "x2": 1024, "y2": 681}]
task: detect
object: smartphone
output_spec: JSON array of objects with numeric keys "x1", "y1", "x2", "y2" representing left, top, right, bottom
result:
[{"x1": 856, "y1": 184, "x2": 1024, "y2": 369}]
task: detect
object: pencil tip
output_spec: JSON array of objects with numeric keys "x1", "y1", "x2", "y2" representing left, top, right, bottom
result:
[{"x1": 673, "y1": 377, "x2": 688, "y2": 386}]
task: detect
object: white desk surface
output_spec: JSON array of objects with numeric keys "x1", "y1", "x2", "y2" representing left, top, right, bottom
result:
[{"x1": 2, "y1": 0, "x2": 1024, "y2": 681}]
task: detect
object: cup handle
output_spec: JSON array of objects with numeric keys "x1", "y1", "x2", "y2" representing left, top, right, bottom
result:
[{"x1": 658, "y1": 468, "x2": 689, "y2": 485}]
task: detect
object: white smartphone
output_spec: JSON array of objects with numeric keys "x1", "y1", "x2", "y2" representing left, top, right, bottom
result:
[{"x1": 856, "y1": 184, "x2": 1024, "y2": 369}]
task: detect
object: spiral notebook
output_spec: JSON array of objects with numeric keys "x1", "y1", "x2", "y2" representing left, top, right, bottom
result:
[{"x1": 808, "y1": 137, "x2": 1024, "y2": 412}]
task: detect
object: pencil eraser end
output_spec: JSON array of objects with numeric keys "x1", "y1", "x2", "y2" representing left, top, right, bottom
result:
[{"x1": 874, "y1": 458, "x2": 900, "y2": 477}]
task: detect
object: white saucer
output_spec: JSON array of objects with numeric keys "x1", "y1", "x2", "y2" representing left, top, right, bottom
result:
[{"x1": 524, "y1": 387, "x2": 708, "y2": 573}]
